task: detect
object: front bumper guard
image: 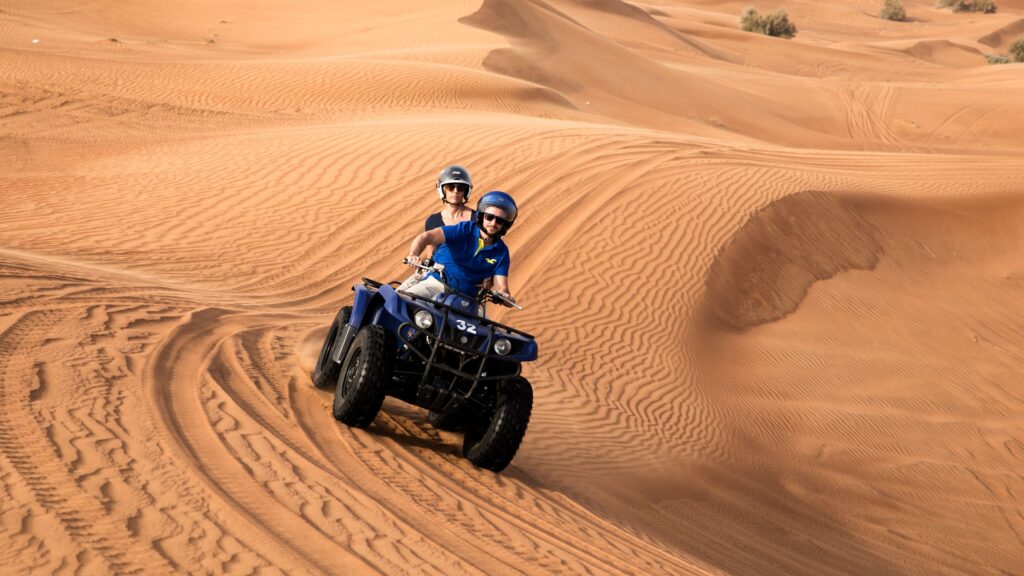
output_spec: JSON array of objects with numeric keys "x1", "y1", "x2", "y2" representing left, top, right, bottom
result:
[{"x1": 398, "y1": 311, "x2": 520, "y2": 409}]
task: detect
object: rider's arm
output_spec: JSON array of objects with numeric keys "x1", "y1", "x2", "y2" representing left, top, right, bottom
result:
[
  {"x1": 407, "y1": 228, "x2": 446, "y2": 260},
  {"x1": 492, "y1": 275, "x2": 516, "y2": 304}
]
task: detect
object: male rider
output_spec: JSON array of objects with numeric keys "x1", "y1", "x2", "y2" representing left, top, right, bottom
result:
[{"x1": 402, "y1": 191, "x2": 519, "y2": 306}]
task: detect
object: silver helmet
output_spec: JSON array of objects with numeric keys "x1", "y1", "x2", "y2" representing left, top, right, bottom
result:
[{"x1": 436, "y1": 165, "x2": 473, "y2": 203}]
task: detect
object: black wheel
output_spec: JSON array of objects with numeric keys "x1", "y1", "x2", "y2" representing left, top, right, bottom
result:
[
  {"x1": 312, "y1": 307, "x2": 352, "y2": 389},
  {"x1": 463, "y1": 376, "x2": 533, "y2": 472},
  {"x1": 332, "y1": 325, "x2": 393, "y2": 428},
  {"x1": 428, "y1": 410, "x2": 464, "y2": 431}
]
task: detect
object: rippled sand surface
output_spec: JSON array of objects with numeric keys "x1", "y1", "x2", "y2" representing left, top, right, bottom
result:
[{"x1": 3, "y1": 1, "x2": 1024, "y2": 574}]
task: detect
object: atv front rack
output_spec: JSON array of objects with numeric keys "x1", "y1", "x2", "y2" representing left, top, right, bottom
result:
[
  {"x1": 356, "y1": 277, "x2": 529, "y2": 416},
  {"x1": 396, "y1": 288, "x2": 534, "y2": 339},
  {"x1": 362, "y1": 276, "x2": 533, "y2": 339}
]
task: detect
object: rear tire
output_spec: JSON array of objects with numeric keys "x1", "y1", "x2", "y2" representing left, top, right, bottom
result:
[
  {"x1": 332, "y1": 325, "x2": 393, "y2": 428},
  {"x1": 312, "y1": 307, "x2": 352, "y2": 389},
  {"x1": 463, "y1": 376, "x2": 533, "y2": 472}
]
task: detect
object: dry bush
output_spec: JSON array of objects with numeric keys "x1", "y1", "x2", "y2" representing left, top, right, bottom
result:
[
  {"x1": 740, "y1": 7, "x2": 761, "y2": 31},
  {"x1": 985, "y1": 53, "x2": 1010, "y2": 64},
  {"x1": 936, "y1": 0, "x2": 996, "y2": 12},
  {"x1": 761, "y1": 10, "x2": 797, "y2": 37},
  {"x1": 880, "y1": 0, "x2": 907, "y2": 20},
  {"x1": 1010, "y1": 38, "x2": 1024, "y2": 62},
  {"x1": 740, "y1": 7, "x2": 797, "y2": 38},
  {"x1": 975, "y1": 0, "x2": 997, "y2": 12}
]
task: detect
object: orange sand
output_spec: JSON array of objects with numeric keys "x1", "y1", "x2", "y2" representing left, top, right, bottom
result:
[{"x1": 2, "y1": 1, "x2": 1023, "y2": 574}]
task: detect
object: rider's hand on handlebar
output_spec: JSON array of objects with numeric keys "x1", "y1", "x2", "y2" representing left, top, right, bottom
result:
[
  {"x1": 494, "y1": 291, "x2": 516, "y2": 306},
  {"x1": 404, "y1": 255, "x2": 422, "y2": 267}
]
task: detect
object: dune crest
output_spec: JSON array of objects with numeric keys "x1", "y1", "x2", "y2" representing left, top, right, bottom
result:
[
  {"x1": 978, "y1": 17, "x2": 1024, "y2": 48},
  {"x1": 704, "y1": 192, "x2": 883, "y2": 332}
]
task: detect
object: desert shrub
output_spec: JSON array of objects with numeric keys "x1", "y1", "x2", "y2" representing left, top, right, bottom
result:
[
  {"x1": 975, "y1": 0, "x2": 997, "y2": 12},
  {"x1": 936, "y1": 0, "x2": 996, "y2": 12},
  {"x1": 745, "y1": 6, "x2": 761, "y2": 30},
  {"x1": 740, "y1": 7, "x2": 764, "y2": 32},
  {"x1": 761, "y1": 9, "x2": 797, "y2": 37},
  {"x1": 740, "y1": 7, "x2": 797, "y2": 38},
  {"x1": 880, "y1": 0, "x2": 907, "y2": 20},
  {"x1": 1010, "y1": 38, "x2": 1024, "y2": 62},
  {"x1": 985, "y1": 53, "x2": 1010, "y2": 64}
]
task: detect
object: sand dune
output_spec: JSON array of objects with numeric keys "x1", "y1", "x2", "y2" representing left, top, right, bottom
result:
[{"x1": 2, "y1": 0, "x2": 1024, "y2": 574}]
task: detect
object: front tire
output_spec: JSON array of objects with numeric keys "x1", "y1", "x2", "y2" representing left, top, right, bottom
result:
[
  {"x1": 332, "y1": 325, "x2": 393, "y2": 428},
  {"x1": 312, "y1": 306, "x2": 352, "y2": 389},
  {"x1": 463, "y1": 376, "x2": 533, "y2": 472}
]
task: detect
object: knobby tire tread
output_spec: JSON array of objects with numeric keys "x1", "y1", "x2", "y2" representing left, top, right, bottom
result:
[
  {"x1": 464, "y1": 376, "x2": 533, "y2": 472},
  {"x1": 332, "y1": 325, "x2": 392, "y2": 428}
]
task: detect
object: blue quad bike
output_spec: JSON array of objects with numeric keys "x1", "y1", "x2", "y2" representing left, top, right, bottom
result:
[{"x1": 312, "y1": 260, "x2": 537, "y2": 472}]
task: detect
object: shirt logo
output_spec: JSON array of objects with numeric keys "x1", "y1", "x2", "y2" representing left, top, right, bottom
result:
[{"x1": 485, "y1": 258, "x2": 497, "y2": 264}]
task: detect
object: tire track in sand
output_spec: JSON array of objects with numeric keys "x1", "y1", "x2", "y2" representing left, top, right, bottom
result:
[{"x1": 0, "y1": 309, "x2": 175, "y2": 574}]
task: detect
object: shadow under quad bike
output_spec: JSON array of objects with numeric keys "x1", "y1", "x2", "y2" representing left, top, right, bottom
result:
[{"x1": 312, "y1": 260, "x2": 537, "y2": 472}]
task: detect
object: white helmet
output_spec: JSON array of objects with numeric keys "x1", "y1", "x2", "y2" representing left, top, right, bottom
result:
[{"x1": 436, "y1": 165, "x2": 473, "y2": 202}]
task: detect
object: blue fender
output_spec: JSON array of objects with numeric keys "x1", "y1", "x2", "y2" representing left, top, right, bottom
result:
[
  {"x1": 376, "y1": 284, "x2": 409, "y2": 323},
  {"x1": 519, "y1": 339, "x2": 539, "y2": 362},
  {"x1": 349, "y1": 285, "x2": 376, "y2": 328},
  {"x1": 332, "y1": 283, "x2": 408, "y2": 365},
  {"x1": 349, "y1": 283, "x2": 409, "y2": 328}
]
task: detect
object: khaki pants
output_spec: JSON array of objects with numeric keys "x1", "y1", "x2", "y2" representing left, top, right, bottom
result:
[
  {"x1": 397, "y1": 274, "x2": 487, "y2": 317},
  {"x1": 397, "y1": 274, "x2": 446, "y2": 299}
]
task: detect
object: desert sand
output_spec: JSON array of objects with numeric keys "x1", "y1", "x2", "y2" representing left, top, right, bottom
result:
[{"x1": 2, "y1": 0, "x2": 1024, "y2": 574}]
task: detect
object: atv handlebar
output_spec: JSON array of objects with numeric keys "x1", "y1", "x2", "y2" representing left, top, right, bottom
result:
[
  {"x1": 482, "y1": 290, "x2": 523, "y2": 310},
  {"x1": 404, "y1": 257, "x2": 445, "y2": 274}
]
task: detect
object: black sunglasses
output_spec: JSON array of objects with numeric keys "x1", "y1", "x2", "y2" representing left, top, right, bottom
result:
[
  {"x1": 443, "y1": 183, "x2": 469, "y2": 193},
  {"x1": 481, "y1": 212, "x2": 510, "y2": 227}
]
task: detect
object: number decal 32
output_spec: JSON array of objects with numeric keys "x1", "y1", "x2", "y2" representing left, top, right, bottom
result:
[{"x1": 455, "y1": 320, "x2": 477, "y2": 334}]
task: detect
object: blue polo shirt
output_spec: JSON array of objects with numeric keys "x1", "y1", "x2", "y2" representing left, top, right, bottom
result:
[{"x1": 430, "y1": 221, "x2": 510, "y2": 297}]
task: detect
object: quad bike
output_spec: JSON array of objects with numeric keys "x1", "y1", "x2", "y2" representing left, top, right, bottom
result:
[{"x1": 312, "y1": 260, "x2": 536, "y2": 472}]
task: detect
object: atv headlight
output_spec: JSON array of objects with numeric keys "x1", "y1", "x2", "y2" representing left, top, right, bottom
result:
[
  {"x1": 494, "y1": 338, "x2": 512, "y2": 356},
  {"x1": 414, "y1": 310, "x2": 434, "y2": 329}
]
